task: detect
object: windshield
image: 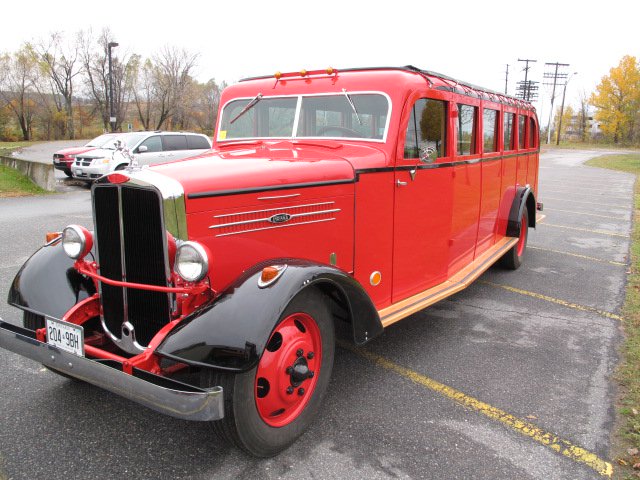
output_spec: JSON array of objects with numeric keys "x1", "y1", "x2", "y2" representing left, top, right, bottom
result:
[
  {"x1": 85, "y1": 134, "x2": 116, "y2": 148},
  {"x1": 218, "y1": 93, "x2": 390, "y2": 141},
  {"x1": 101, "y1": 133, "x2": 146, "y2": 150}
]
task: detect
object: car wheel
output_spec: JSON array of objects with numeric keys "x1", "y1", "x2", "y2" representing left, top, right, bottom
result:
[
  {"x1": 501, "y1": 208, "x2": 529, "y2": 270},
  {"x1": 201, "y1": 288, "x2": 335, "y2": 457}
]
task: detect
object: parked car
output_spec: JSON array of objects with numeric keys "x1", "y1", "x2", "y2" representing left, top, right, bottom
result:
[
  {"x1": 0, "y1": 66, "x2": 541, "y2": 457},
  {"x1": 71, "y1": 131, "x2": 212, "y2": 181},
  {"x1": 52, "y1": 133, "x2": 119, "y2": 177}
]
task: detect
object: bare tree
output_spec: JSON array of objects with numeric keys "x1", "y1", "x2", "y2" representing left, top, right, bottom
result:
[
  {"x1": 35, "y1": 32, "x2": 82, "y2": 139},
  {"x1": 131, "y1": 55, "x2": 155, "y2": 130},
  {"x1": 190, "y1": 79, "x2": 224, "y2": 135},
  {"x1": 0, "y1": 45, "x2": 39, "y2": 140}
]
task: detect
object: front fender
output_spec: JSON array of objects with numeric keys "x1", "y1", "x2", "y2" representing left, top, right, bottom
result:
[
  {"x1": 156, "y1": 260, "x2": 383, "y2": 372},
  {"x1": 506, "y1": 186, "x2": 536, "y2": 237},
  {"x1": 8, "y1": 242, "x2": 96, "y2": 321}
]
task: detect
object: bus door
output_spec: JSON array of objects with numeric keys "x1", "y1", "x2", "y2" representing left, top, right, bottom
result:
[{"x1": 392, "y1": 97, "x2": 452, "y2": 303}]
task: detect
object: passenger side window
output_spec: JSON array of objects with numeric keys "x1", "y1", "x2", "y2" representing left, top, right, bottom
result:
[
  {"x1": 138, "y1": 136, "x2": 162, "y2": 153},
  {"x1": 483, "y1": 109, "x2": 499, "y2": 153},
  {"x1": 504, "y1": 113, "x2": 515, "y2": 151},
  {"x1": 518, "y1": 115, "x2": 527, "y2": 149},
  {"x1": 187, "y1": 135, "x2": 211, "y2": 149},
  {"x1": 403, "y1": 98, "x2": 447, "y2": 161},
  {"x1": 529, "y1": 117, "x2": 537, "y2": 148},
  {"x1": 457, "y1": 104, "x2": 477, "y2": 155},
  {"x1": 163, "y1": 135, "x2": 188, "y2": 151}
]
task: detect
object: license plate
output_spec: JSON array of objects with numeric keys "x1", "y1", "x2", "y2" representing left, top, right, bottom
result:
[{"x1": 46, "y1": 317, "x2": 84, "y2": 357}]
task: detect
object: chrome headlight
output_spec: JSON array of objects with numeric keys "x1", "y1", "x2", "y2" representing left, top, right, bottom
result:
[
  {"x1": 175, "y1": 241, "x2": 209, "y2": 282},
  {"x1": 61, "y1": 225, "x2": 92, "y2": 259}
]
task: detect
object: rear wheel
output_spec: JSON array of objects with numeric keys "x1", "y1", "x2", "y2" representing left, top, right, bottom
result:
[
  {"x1": 202, "y1": 288, "x2": 335, "y2": 457},
  {"x1": 501, "y1": 208, "x2": 529, "y2": 270}
]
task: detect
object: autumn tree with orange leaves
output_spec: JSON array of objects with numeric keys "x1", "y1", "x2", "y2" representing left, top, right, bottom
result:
[{"x1": 590, "y1": 55, "x2": 640, "y2": 144}]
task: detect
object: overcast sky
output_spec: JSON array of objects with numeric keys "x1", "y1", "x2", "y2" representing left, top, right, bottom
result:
[{"x1": 3, "y1": 0, "x2": 637, "y2": 127}]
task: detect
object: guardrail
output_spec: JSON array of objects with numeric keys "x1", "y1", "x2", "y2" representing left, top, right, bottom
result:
[{"x1": 0, "y1": 155, "x2": 56, "y2": 191}]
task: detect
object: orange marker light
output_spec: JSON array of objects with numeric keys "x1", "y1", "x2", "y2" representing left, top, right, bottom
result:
[
  {"x1": 370, "y1": 271, "x2": 382, "y2": 286},
  {"x1": 300, "y1": 69, "x2": 307, "y2": 77},
  {"x1": 274, "y1": 71, "x2": 282, "y2": 79},
  {"x1": 46, "y1": 232, "x2": 61, "y2": 243},
  {"x1": 326, "y1": 67, "x2": 334, "y2": 75},
  {"x1": 261, "y1": 266, "x2": 280, "y2": 284}
]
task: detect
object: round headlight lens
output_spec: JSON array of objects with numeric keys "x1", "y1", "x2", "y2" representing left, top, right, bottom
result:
[
  {"x1": 62, "y1": 225, "x2": 87, "y2": 259},
  {"x1": 175, "y1": 242, "x2": 209, "y2": 282}
]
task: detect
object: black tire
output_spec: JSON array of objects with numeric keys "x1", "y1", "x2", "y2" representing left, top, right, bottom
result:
[
  {"x1": 23, "y1": 311, "x2": 81, "y2": 382},
  {"x1": 500, "y1": 208, "x2": 529, "y2": 270},
  {"x1": 202, "y1": 288, "x2": 335, "y2": 457}
]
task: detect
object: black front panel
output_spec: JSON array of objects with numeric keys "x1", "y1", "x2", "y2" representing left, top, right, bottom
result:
[
  {"x1": 94, "y1": 186, "x2": 124, "y2": 337},
  {"x1": 93, "y1": 185, "x2": 171, "y2": 347},
  {"x1": 121, "y1": 188, "x2": 171, "y2": 345}
]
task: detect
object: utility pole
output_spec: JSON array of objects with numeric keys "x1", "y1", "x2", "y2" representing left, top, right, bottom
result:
[
  {"x1": 516, "y1": 59, "x2": 538, "y2": 101},
  {"x1": 504, "y1": 64, "x2": 510, "y2": 94},
  {"x1": 108, "y1": 41, "x2": 119, "y2": 132},
  {"x1": 556, "y1": 72, "x2": 578, "y2": 145},
  {"x1": 544, "y1": 61, "x2": 569, "y2": 144}
]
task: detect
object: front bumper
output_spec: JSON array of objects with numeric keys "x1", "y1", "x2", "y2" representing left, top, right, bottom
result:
[
  {"x1": 0, "y1": 319, "x2": 224, "y2": 421},
  {"x1": 72, "y1": 163, "x2": 109, "y2": 180}
]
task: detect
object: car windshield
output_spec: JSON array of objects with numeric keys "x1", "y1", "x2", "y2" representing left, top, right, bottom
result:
[
  {"x1": 85, "y1": 134, "x2": 115, "y2": 148},
  {"x1": 101, "y1": 133, "x2": 147, "y2": 150},
  {"x1": 218, "y1": 93, "x2": 390, "y2": 141}
]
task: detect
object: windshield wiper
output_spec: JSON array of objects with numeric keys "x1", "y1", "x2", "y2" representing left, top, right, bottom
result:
[
  {"x1": 230, "y1": 93, "x2": 263, "y2": 124},
  {"x1": 342, "y1": 88, "x2": 362, "y2": 125}
]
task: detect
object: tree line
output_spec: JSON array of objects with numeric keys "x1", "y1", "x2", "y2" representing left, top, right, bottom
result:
[{"x1": 0, "y1": 28, "x2": 225, "y2": 141}]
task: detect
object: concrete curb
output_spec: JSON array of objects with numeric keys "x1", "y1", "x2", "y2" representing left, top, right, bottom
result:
[{"x1": 0, "y1": 155, "x2": 56, "y2": 191}]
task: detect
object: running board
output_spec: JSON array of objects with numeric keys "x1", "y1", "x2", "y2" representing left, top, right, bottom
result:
[{"x1": 379, "y1": 237, "x2": 518, "y2": 327}]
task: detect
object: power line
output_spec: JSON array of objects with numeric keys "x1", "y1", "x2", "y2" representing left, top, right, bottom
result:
[{"x1": 516, "y1": 59, "x2": 538, "y2": 101}]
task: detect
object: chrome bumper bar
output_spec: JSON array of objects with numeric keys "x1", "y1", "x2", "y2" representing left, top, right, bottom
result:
[{"x1": 0, "y1": 319, "x2": 224, "y2": 421}]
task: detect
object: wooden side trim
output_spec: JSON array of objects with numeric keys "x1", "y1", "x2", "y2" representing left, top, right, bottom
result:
[{"x1": 379, "y1": 237, "x2": 518, "y2": 327}]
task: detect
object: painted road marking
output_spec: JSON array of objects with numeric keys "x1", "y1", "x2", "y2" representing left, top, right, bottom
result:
[
  {"x1": 543, "y1": 208, "x2": 627, "y2": 221},
  {"x1": 339, "y1": 341, "x2": 613, "y2": 477},
  {"x1": 542, "y1": 223, "x2": 629, "y2": 238},
  {"x1": 541, "y1": 189, "x2": 631, "y2": 201},
  {"x1": 543, "y1": 196, "x2": 630, "y2": 208},
  {"x1": 481, "y1": 281, "x2": 623, "y2": 321},
  {"x1": 528, "y1": 245, "x2": 627, "y2": 267}
]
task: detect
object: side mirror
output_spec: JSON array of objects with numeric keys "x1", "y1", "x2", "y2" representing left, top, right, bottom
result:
[{"x1": 137, "y1": 145, "x2": 148, "y2": 153}]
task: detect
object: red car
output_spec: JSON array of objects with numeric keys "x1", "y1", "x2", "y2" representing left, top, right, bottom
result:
[
  {"x1": 1, "y1": 66, "x2": 541, "y2": 457},
  {"x1": 53, "y1": 133, "x2": 119, "y2": 177}
]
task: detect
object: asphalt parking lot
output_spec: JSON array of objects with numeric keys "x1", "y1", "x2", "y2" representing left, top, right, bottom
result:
[{"x1": 0, "y1": 148, "x2": 632, "y2": 479}]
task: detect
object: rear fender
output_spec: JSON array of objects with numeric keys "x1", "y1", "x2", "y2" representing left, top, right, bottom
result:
[
  {"x1": 156, "y1": 259, "x2": 383, "y2": 372},
  {"x1": 506, "y1": 186, "x2": 536, "y2": 236},
  {"x1": 8, "y1": 242, "x2": 96, "y2": 323}
]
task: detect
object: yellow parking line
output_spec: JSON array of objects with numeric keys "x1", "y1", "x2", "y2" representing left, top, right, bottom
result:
[
  {"x1": 543, "y1": 196, "x2": 629, "y2": 208},
  {"x1": 542, "y1": 223, "x2": 629, "y2": 238},
  {"x1": 528, "y1": 246, "x2": 627, "y2": 267},
  {"x1": 339, "y1": 341, "x2": 613, "y2": 477},
  {"x1": 481, "y1": 281, "x2": 623, "y2": 321},
  {"x1": 543, "y1": 208, "x2": 627, "y2": 220}
]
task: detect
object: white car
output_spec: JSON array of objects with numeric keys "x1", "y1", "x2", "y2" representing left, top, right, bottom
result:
[{"x1": 72, "y1": 131, "x2": 212, "y2": 181}]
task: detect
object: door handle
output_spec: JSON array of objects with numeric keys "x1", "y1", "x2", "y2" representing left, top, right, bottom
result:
[{"x1": 396, "y1": 179, "x2": 408, "y2": 187}]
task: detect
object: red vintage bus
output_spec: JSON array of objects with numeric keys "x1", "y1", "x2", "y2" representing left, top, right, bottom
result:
[{"x1": 0, "y1": 66, "x2": 540, "y2": 457}]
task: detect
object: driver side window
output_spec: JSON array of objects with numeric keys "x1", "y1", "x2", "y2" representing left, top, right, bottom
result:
[
  {"x1": 138, "y1": 136, "x2": 162, "y2": 153},
  {"x1": 403, "y1": 98, "x2": 447, "y2": 160}
]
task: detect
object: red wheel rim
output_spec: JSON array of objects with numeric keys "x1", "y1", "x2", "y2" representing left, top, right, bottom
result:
[
  {"x1": 517, "y1": 213, "x2": 527, "y2": 257},
  {"x1": 255, "y1": 312, "x2": 322, "y2": 427}
]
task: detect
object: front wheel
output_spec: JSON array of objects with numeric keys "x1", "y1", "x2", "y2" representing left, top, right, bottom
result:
[
  {"x1": 202, "y1": 288, "x2": 335, "y2": 457},
  {"x1": 500, "y1": 208, "x2": 529, "y2": 270}
]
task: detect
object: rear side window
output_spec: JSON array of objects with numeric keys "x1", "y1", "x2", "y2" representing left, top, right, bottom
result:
[
  {"x1": 457, "y1": 104, "x2": 477, "y2": 155},
  {"x1": 504, "y1": 113, "x2": 515, "y2": 151},
  {"x1": 162, "y1": 135, "x2": 188, "y2": 151},
  {"x1": 403, "y1": 98, "x2": 447, "y2": 161},
  {"x1": 187, "y1": 135, "x2": 210, "y2": 149},
  {"x1": 529, "y1": 117, "x2": 537, "y2": 148},
  {"x1": 482, "y1": 109, "x2": 499, "y2": 153},
  {"x1": 518, "y1": 115, "x2": 527, "y2": 149},
  {"x1": 138, "y1": 136, "x2": 162, "y2": 153}
]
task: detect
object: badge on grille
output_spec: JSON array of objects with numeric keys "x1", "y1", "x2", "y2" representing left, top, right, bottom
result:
[{"x1": 268, "y1": 213, "x2": 291, "y2": 224}]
